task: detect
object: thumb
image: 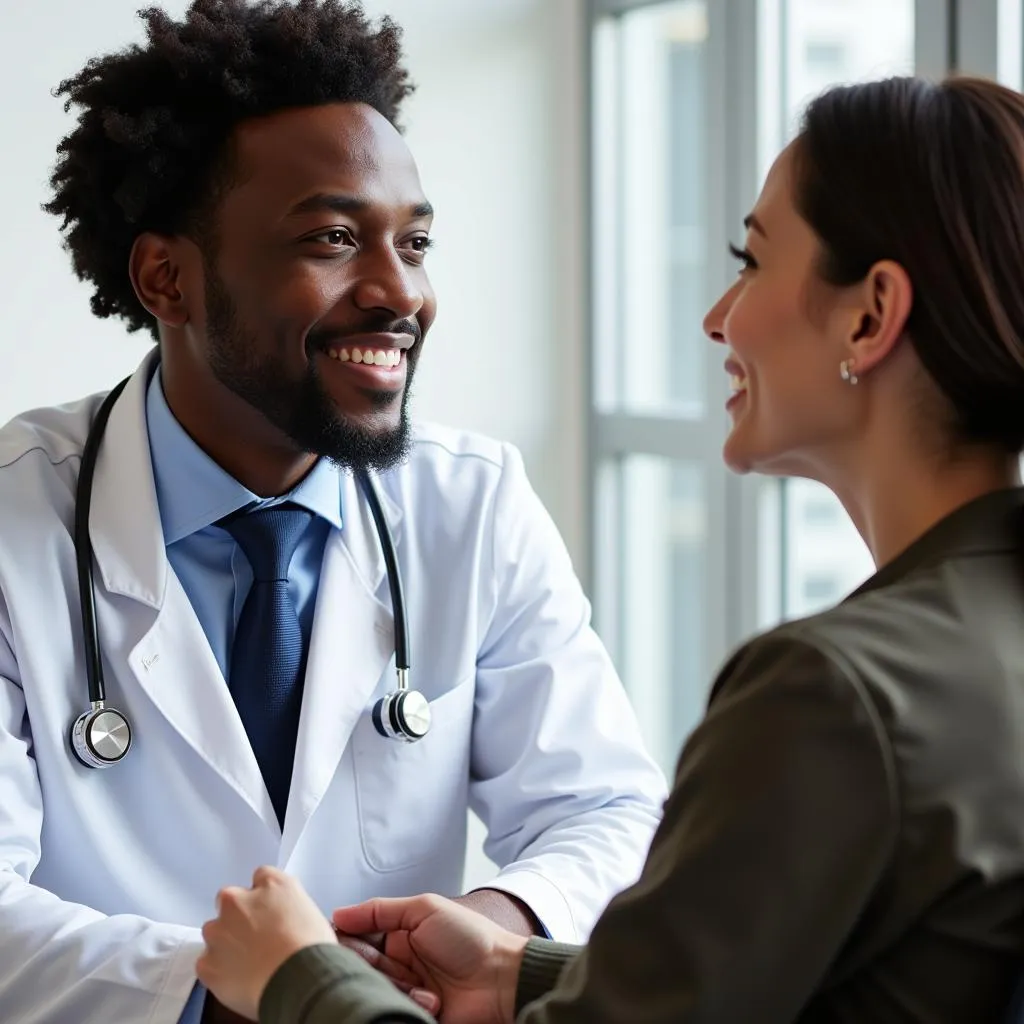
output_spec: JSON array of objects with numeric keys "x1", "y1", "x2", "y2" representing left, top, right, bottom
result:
[{"x1": 333, "y1": 895, "x2": 442, "y2": 937}]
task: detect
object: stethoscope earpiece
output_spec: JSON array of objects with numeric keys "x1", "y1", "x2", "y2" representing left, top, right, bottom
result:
[
  {"x1": 372, "y1": 687, "x2": 432, "y2": 743},
  {"x1": 70, "y1": 703, "x2": 132, "y2": 768}
]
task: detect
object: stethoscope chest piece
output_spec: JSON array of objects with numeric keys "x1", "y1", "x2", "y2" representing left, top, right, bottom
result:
[
  {"x1": 373, "y1": 688, "x2": 431, "y2": 743},
  {"x1": 70, "y1": 703, "x2": 132, "y2": 768}
]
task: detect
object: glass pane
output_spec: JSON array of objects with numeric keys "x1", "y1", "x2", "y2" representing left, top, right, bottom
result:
[
  {"x1": 594, "y1": 1, "x2": 708, "y2": 418},
  {"x1": 999, "y1": 0, "x2": 1023, "y2": 89},
  {"x1": 782, "y1": 0, "x2": 914, "y2": 139},
  {"x1": 618, "y1": 456, "x2": 706, "y2": 773},
  {"x1": 759, "y1": 0, "x2": 914, "y2": 623},
  {"x1": 781, "y1": 479, "x2": 874, "y2": 618}
]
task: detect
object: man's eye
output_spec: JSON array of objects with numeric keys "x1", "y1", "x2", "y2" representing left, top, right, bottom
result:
[
  {"x1": 313, "y1": 229, "x2": 353, "y2": 246},
  {"x1": 408, "y1": 236, "x2": 435, "y2": 253}
]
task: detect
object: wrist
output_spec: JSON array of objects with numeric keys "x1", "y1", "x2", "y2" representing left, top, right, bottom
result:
[
  {"x1": 456, "y1": 888, "x2": 544, "y2": 937},
  {"x1": 493, "y1": 933, "x2": 529, "y2": 1024}
]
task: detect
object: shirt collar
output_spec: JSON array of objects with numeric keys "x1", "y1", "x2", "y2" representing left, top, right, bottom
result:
[{"x1": 146, "y1": 367, "x2": 344, "y2": 545}]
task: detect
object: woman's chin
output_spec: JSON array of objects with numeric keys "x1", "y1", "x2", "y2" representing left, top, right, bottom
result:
[
  {"x1": 723, "y1": 449, "x2": 753, "y2": 474},
  {"x1": 723, "y1": 434, "x2": 799, "y2": 479},
  {"x1": 722, "y1": 435, "x2": 786, "y2": 477},
  {"x1": 722, "y1": 427, "x2": 757, "y2": 475}
]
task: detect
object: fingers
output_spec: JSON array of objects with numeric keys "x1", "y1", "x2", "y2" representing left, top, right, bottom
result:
[
  {"x1": 214, "y1": 885, "x2": 247, "y2": 915},
  {"x1": 334, "y1": 933, "x2": 442, "y2": 1017},
  {"x1": 333, "y1": 894, "x2": 444, "y2": 936},
  {"x1": 252, "y1": 865, "x2": 285, "y2": 888},
  {"x1": 410, "y1": 988, "x2": 441, "y2": 1015},
  {"x1": 335, "y1": 934, "x2": 421, "y2": 989}
]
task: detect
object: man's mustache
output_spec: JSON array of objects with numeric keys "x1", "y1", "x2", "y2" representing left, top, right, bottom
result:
[{"x1": 307, "y1": 319, "x2": 421, "y2": 356}]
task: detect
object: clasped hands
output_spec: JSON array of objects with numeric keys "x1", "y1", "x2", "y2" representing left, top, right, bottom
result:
[{"x1": 196, "y1": 866, "x2": 529, "y2": 1023}]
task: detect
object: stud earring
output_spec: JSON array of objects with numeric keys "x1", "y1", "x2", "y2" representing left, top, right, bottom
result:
[{"x1": 840, "y1": 359, "x2": 859, "y2": 386}]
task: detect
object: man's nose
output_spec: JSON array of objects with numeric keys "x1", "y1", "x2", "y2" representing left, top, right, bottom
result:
[{"x1": 351, "y1": 246, "x2": 425, "y2": 319}]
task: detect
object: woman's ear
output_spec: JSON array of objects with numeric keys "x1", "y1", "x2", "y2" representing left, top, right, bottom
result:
[{"x1": 842, "y1": 259, "x2": 913, "y2": 374}]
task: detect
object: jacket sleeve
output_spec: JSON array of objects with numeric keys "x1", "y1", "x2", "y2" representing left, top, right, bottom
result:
[
  {"x1": 259, "y1": 944, "x2": 433, "y2": 1024},
  {"x1": 512, "y1": 633, "x2": 899, "y2": 1023},
  {"x1": 467, "y1": 444, "x2": 668, "y2": 942},
  {"x1": 0, "y1": 626, "x2": 202, "y2": 1023}
]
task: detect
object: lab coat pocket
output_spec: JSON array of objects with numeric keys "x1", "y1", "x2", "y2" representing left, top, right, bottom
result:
[{"x1": 352, "y1": 677, "x2": 475, "y2": 873}]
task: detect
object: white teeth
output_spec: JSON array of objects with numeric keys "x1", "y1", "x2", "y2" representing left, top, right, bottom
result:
[
  {"x1": 328, "y1": 347, "x2": 402, "y2": 367},
  {"x1": 730, "y1": 374, "x2": 747, "y2": 393}
]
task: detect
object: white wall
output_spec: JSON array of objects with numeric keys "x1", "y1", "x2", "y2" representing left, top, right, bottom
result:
[
  {"x1": 0, "y1": 0, "x2": 588, "y2": 889},
  {"x1": 0, "y1": 0, "x2": 587, "y2": 563}
]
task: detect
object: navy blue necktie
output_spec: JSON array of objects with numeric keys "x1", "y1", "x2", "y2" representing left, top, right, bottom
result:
[{"x1": 222, "y1": 504, "x2": 313, "y2": 826}]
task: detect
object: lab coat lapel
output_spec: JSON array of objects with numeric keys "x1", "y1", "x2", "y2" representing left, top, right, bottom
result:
[
  {"x1": 283, "y1": 471, "x2": 403, "y2": 855},
  {"x1": 87, "y1": 353, "x2": 275, "y2": 828}
]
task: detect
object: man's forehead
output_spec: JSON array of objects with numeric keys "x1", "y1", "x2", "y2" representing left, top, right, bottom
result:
[{"x1": 229, "y1": 102, "x2": 423, "y2": 201}]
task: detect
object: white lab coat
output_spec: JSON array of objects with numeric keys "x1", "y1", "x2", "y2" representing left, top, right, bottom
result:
[{"x1": 0, "y1": 354, "x2": 666, "y2": 1024}]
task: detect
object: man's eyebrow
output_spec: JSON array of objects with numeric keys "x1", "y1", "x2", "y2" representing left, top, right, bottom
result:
[
  {"x1": 743, "y1": 213, "x2": 767, "y2": 237},
  {"x1": 287, "y1": 193, "x2": 434, "y2": 219}
]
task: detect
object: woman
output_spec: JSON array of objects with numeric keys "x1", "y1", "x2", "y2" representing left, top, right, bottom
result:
[{"x1": 197, "y1": 74, "x2": 1024, "y2": 1023}]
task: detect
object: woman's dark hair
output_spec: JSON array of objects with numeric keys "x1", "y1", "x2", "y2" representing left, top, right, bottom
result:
[
  {"x1": 44, "y1": 0, "x2": 414, "y2": 338},
  {"x1": 794, "y1": 75, "x2": 1024, "y2": 452}
]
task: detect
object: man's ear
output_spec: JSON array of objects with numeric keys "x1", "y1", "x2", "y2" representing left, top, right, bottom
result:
[
  {"x1": 842, "y1": 258, "x2": 914, "y2": 374},
  {"x1": 128, "y1": 233, "x2": 196, "y2": 330}
]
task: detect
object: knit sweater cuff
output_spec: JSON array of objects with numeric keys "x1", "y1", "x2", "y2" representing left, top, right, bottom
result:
[{"x1": 514, "y1": 938, "x2": 580, "y2": 1016}]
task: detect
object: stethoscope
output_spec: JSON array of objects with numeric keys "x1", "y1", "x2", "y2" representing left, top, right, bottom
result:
[{"x1": 69, "y1": 376, "x2": 432, "y2": 769}]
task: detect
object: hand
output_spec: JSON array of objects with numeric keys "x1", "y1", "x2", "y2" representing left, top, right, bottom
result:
[
  {"x1": 197, "y1": 866, "x2": 339, "y2": 1020},
  {"x1": 334, "y1": 894, "x2": 529, "y2": 1024},
  {"x1": 333, "y1": 931, "x2": 440, "y2": 1013}
]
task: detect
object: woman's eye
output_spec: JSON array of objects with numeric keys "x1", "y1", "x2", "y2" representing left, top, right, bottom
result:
[
  {"x1": 408, "y1": 236, "x2": 435, "y2": 253},
  {"x1": 728, "y1": 242, "x2": 758, "y2": 273}
]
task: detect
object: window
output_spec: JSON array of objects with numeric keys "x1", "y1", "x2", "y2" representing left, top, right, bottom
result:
[
  {"x1": 779, "y1": 0, "x2": 913, "y2": 140},
  {"x1": 999, "y1": 0, "x2": 1023, "y2": 89},
  {"x1": 591, "y1": 0, "x2": 724, "y2": 772},
  {"x1": 593, "y1": 1, "x2": 709, "y2": 419},
  {"x1": 599, "y1": 457, "x2": 707, "y2": 770},
  {"x1": 803, "y1": 40, "x2": 847, "y2": 75},
  {"x1": 802, "y1": 573, "x2": 842, "y2": 604}
]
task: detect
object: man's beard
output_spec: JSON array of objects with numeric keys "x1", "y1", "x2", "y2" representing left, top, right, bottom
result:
[{"x1": 203, "y1": 271, "x2": 418, "y2": 472}]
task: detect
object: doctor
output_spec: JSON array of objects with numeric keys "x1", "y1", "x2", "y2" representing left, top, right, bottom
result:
[{"x1": 0, "y1": 2, "x2": 666, "y2": 1022}]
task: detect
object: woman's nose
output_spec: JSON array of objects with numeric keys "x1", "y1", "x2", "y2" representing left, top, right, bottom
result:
[{"x1": 703, "y1": 279, "x2": 743, "y2": 344}]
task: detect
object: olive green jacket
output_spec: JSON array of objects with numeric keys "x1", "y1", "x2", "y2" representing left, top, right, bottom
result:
[{"x1": 261, "y1": 490, "x2": 1024, "y2": 1023}]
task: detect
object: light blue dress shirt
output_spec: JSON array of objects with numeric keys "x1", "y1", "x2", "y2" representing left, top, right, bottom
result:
[
  {"x1": 146, "y1": 368, "x2": 343, "y2": 679},
  {"x1": 144, "y1": 369, "x2": 343, "y2": 1024}
]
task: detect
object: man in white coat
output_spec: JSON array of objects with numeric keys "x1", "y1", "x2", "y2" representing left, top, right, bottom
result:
[{"x1": 0, "y1": 2, "x2": 666, "y2": 1022}]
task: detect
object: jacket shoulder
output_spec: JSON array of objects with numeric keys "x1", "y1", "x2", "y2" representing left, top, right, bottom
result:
[
  {"x1": 408, "y1": 422, "x2": 510, "y2": 470},
  {"x1": 0, "y1": 394, "x2": 100, "y2": 476},
  {"x1": 392, "y1": 423, "x2": 521, "y2": 500}
]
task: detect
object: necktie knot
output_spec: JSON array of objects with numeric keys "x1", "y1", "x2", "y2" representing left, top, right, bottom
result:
[{"x1": 222, "y1": 504, "x2": 313, "y2": 581}]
